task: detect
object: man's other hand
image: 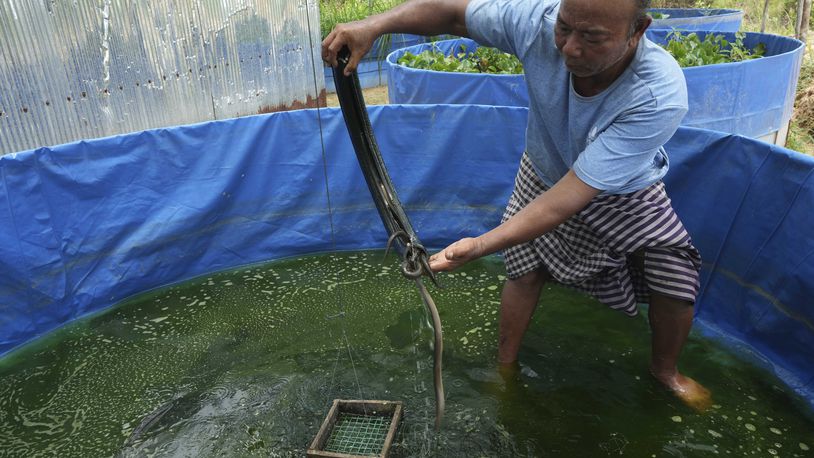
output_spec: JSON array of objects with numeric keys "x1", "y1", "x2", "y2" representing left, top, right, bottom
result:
[{"x1": 428, "y1": 237, "x2": 484, "y2": 272}]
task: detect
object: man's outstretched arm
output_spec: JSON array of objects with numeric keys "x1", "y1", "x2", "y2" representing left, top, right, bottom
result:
[{"x1": 429, "y1": 170, "x2": 601, "y2": 271}]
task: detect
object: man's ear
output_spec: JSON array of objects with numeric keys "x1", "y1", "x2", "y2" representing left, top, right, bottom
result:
[
  {"x1": 635, "y1": 15, "x2": 652, "y2": 38},
  {"x1": 630, "y1": 15, "x2": 652, "y2": 47}
]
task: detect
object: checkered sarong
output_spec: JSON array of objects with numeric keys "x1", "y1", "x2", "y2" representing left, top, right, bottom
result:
[{"x1": 502, "y1": 153, "x2": 702, "y2": 316}]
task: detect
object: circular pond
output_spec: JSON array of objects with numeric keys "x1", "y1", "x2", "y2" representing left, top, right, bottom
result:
[{"x1": 1, "y1": 252, "x2": 812, "y2": 456}]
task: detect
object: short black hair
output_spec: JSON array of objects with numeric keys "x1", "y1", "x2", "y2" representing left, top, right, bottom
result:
[{"x1": 631, "y1": 0, "x2": 652, "y2": 36}]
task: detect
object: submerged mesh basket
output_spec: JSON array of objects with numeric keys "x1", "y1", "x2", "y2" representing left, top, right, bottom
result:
[{"x1": 308, "y1": 400, "x2": 403, "y2": 458}]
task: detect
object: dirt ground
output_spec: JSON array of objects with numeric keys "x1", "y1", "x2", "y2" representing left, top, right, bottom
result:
[
  {"x1": 795, "y1": 87, "x2": 814, "y2": 131},
  {"x1": 325, "y1": 85, "x2": 389, "y2": 107}
]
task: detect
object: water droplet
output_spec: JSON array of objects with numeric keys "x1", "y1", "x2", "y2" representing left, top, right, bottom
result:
[{"x1": 745, "y1": 423, "x2": 756, "y2": 432}]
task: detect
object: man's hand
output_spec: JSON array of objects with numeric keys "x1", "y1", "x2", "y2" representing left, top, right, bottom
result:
[
  {"x1": 321, "y1": 20, "x2": 379, "y2": 75},
  {"x1": 428, "y1": 237, "x2": 485, "y2": 272},
  {"x1": 321, "y1": 0, "x2": 470, "y2": 75}
]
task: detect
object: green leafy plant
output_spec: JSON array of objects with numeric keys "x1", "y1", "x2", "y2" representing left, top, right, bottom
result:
[
  {"x1": 662, "y1": 31, "x2": 766, "y2": 67},
  {"x1": 397, "y1": 44, "x2": 524, "y2": 74}
]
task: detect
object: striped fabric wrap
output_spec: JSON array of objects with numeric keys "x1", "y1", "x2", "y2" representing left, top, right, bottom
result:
[{"x1": 502, "y1": 153, "x2": 702, "y2": 316}]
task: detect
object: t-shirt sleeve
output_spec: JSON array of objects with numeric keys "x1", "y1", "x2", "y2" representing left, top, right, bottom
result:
[
  {"x1": 465, "y1": 0, "x2": 551, "y2": 59},
  {"x1": 572, "y1": 101, "x2": 688, "y2": 192}
]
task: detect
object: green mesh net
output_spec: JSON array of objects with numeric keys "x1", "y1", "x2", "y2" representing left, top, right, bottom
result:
[{"x1": 323, "y1": 412, "x2": 391, "y2": 455}]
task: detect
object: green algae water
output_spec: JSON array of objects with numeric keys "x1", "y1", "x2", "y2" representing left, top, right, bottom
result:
[{"x1": 0, "y1": 251, "x2": 812, "y2": 457}]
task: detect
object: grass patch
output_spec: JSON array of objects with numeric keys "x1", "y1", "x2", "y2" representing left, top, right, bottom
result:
[{"x1": 319, "y1": 0, "x2": 405, "y2": 39}]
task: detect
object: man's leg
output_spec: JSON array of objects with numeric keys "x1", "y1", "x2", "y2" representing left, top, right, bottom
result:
[
  {"x1": 498, "y1": 268, "x2": 549, "y2": 364},
  {"x1": 649, "y1": 292, "x2": 712, "y2": 410}
]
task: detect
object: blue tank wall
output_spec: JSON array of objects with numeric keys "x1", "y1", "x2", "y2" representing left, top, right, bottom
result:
[
  {"x1": 0, "y1": 105, "x2": 812, "y2": 409},
  {"x1": 649, "y1": 8, "x2": 743, "y2": 32}
]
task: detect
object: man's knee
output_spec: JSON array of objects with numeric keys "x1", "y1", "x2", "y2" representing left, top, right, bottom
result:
[
  {"x1": 507, "y1": 267, "x2": 551, "y2": 288},
  {"x1": 650, "y1": 292, "x2": 694, "y2": 312}
]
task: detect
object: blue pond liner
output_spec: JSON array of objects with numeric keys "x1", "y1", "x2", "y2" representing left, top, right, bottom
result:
[
  {"x1": 387, "y1": 33, "x2": 803, "y2": 144},
  {"x1": 648, "y1": 8, "x2": 743, "y2": 32},
  {"x1": 0, "y1": 104, "x2": 812, "y2": 410}
]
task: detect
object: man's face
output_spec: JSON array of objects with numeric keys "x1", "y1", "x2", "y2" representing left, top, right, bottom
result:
[{"x1": 554, "y1": 0, "x2": 641, "y2": 78}]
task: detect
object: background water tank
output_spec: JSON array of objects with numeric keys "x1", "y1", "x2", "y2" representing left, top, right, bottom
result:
[
  {"x1": 386, "y1": 39, "x2": 528, "y2": 107},
  {"x1": 648, "y1": 8, "x2": 744, "y2": 32},
  {"x1": 386, "y1": 33, "x2": 804, "y2": 146}
]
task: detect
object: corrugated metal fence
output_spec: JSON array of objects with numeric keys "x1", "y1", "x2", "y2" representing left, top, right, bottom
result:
[{"x1": 0, "y1": 0, "x2": 324, "y2": 156}]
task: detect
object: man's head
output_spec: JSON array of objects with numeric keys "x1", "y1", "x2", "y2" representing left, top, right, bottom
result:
[{"x1": 554, "y1": 0, "x2": 652, "y2": 80}]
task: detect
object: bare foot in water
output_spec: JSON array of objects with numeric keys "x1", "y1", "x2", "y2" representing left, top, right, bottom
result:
[{"x1": 652, "y1": 370, "x2": 713, "y2": 412}]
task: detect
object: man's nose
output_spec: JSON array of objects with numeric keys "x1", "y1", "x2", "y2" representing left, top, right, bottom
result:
[{"x1": 561, "y1": 35, "x2": 582, "y2": 58}]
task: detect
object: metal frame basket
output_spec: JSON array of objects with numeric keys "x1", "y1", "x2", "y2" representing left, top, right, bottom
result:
[{"x1": 307, "y1": 400, "x2": 403, "y2": 458}]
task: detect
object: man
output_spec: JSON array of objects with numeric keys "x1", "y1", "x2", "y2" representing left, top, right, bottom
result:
[{"x1": 322, "y1": 0, "x2": 711, "y2": 409}]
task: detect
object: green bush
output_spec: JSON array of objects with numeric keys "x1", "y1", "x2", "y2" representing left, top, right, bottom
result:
[
  {"x1": 397, "y1": 44, "x2": 523, "y2": 74},
  {"x1": 662, "y1": 31, "x2": 766, "y2": 67},
  {"x1": 395, "y1": 31, "x2": 764, "y2": 74}
]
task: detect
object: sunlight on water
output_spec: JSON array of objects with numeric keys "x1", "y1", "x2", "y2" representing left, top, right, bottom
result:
[{"x1": 0, "y1": 251, "x2": 811, "y2": 457}]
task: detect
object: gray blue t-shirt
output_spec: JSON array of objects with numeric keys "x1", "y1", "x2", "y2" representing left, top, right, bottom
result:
[{"x1": 465, "y1": 0, "x2": 688, "y2": 194}]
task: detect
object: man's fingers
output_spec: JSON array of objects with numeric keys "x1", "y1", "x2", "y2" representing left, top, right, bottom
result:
[
  {"x1": 327, "y1": 39, "x2": 346, "y2": 68},
  {"x1": 429, "y1": 250, "x2": 451, "y2": 272},
  {"x1": 345, "y1": 54, "x2": 361, "y2": 76},
  {"x1": 321, "y1": 31, "x2": 336, "y2": 66}
]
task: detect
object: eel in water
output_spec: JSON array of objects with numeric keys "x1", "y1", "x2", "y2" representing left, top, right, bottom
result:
[{"x1": 332, "y1": 47, "x2": 445, "y2": 431}]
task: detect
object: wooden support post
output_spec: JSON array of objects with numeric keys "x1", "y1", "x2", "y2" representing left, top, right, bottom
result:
[
  {"x1": 801, "y1": 0, "x2": 812, "y2": 49},
  {"x1": 761, "y1": 0, "x2": 770, "y2": 33},
  {"x1": 796, "y1": 0, "x2": 805, "y2": 38}
]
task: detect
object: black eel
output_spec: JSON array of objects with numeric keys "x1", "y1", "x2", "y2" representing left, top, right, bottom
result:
[{"x1": 331, "y1": 47, "x2": 445, "y2": 431}]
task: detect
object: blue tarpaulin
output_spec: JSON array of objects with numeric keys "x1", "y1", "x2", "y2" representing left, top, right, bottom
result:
[
  {"x1": 387, "y1": 33, "x2": 803, "y2": 142},
  {"x1": 0, "y1": 104, "x2": 812, "y2": 409}
]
